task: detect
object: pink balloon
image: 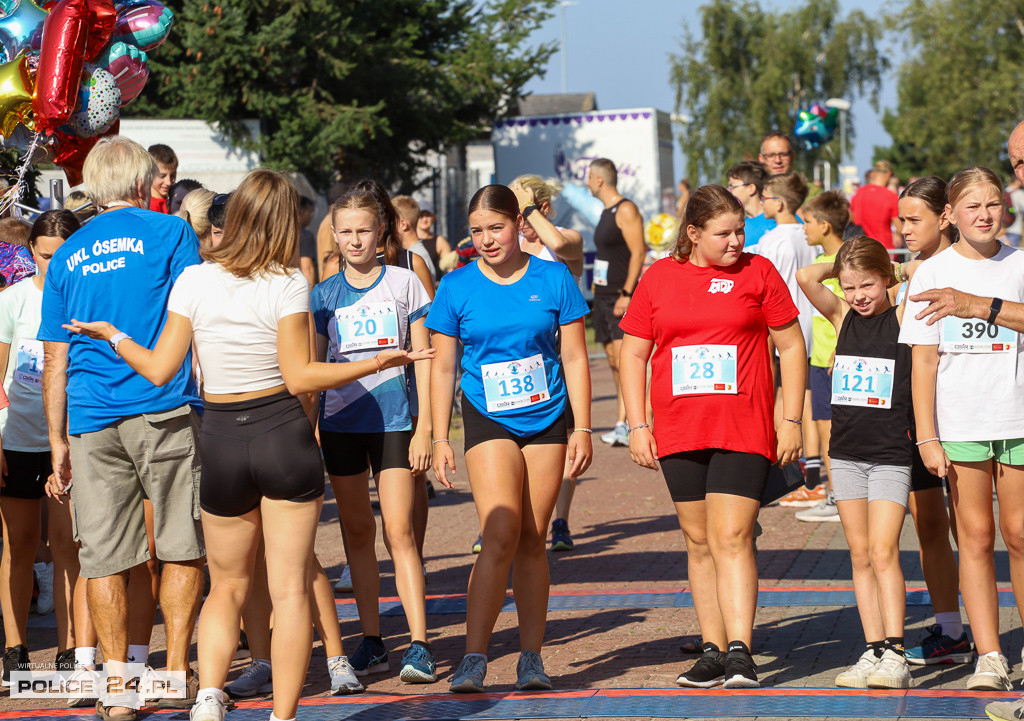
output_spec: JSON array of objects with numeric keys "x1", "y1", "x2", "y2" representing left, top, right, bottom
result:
[
  {"x1": 96, "y1": 40, "x2": 146, "y2": 104},
  {"x1": 111, "y1": 0, "x2": 171, "y2": 52}
]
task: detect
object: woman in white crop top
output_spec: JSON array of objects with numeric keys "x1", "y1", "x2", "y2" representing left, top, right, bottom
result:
[{"x1": 63, "y1": 169, "x2": 433, "y2": 721}]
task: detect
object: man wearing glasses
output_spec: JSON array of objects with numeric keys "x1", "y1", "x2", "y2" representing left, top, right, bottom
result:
[{"x1": 758, "y1": 132, "x2": 795, "y2": 176}]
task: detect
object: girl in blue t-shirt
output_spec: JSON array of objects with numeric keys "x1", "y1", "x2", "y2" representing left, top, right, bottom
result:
[
  {"x1": 311, "y1": 182, "x2": 440, "y2": 685},
  {"x1": 427, "y1": 184, "x2": 592, "y2": 693}
]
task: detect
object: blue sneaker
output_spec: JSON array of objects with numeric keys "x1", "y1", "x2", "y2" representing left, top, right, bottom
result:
[
  {"x1": 449, "y1": 654, "x2": 487, "y2": 693},
  {"x1": 514, "y1": 649, "x2": 552, "y2": 690},
  {"x1": 906, "y1": 624, "x2": 974, "y2": 666},
  {"x1": 550, "y1": 518, "x2": 574, "y2": 552},
  {"x1": 349, "y1": 637, "x2": 389, "y2": 677},
  {"x1": 400, "y1": 643, "x2": 437, "y2": 683}
]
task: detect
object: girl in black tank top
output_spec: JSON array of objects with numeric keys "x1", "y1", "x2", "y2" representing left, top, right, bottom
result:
[{"x1": 797, "y1": 237, "x2": 915, "y2": 690}]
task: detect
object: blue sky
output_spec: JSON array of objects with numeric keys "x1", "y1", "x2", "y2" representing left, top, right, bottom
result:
[{"x1": 521, "y1": 0, "x2": 897, "y2": 184}]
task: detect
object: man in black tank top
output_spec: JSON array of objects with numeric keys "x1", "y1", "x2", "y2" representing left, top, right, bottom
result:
[{"x1": 586, "y1": 158, "x2": 645, "y2": 445}]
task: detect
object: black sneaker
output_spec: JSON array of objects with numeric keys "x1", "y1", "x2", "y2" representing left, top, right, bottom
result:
[
  {"x1": 54, "y1": 648, "x2": 75, "y2": 672},
  {"x1": 723, "y1": 641, "x2": 759, "y2": 688},
  {"x1": 2, "y1": 645, "x2": 29, "y2": 687},
  {"x1": 676, "y1": 644, "x2": 726, "y2": 688}
]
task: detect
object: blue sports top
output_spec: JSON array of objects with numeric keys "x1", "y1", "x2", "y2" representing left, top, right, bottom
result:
[
  {"x1": 311, "y1": 265, "x2": 431, "y2": 433},
  {"x1": 426, "y1": 256, "x2": 588, "y2": 436},
  {"x1": 38, "y1": 208, "x2": 201, "y2": 434}
]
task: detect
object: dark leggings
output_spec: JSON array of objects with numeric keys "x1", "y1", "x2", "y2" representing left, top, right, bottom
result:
[{"x1": 199, "y1": 392, "x2": 324, "y2": 517}]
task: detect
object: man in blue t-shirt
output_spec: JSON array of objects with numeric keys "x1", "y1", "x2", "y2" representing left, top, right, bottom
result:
[{"x1": 39, "y1": 137, "x2": 204, "y2": 714}]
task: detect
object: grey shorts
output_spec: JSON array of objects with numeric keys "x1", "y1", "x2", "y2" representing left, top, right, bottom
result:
[
  {"x1": 829, "y1": 457, "x2": 912, "y2": 507},
  {"x1": 69, "y1": 405, "x2": 205, "y2": 578}
]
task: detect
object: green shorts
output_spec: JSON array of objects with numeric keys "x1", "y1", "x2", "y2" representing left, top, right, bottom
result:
[{"x1": 941, "y1": 438, "x2": 1024, "y2": 465}]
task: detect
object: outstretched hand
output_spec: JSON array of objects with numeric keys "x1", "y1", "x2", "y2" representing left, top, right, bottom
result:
[
  {"x1": 62, "y1": 319, "x2": 117, "y2": 341},
  {"x1": 377, "y1": 348, "x2": 435, "y2": 369},
  {"x1": 910, "y1": 288, "x2": 983, "y2": 326}
]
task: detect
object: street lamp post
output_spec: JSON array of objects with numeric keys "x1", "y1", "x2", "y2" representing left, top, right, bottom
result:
[
  {"x1": 825, "y1": 97, "x2": 851, "y2": 166},
  {"x1": 560, "y1": 2, "x2": 575, "y2": 94}
]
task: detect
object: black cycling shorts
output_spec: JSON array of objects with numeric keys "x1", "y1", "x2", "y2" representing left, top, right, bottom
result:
[
  {"x1": 199, "y1": 392, "x2": 324, "y2": 517},
  {"x1": 320, "y1": 430, "x2": 412, "y2": 477},
  {"x1": 661, "y1": 448, "x2": 771, "y2": 503}
]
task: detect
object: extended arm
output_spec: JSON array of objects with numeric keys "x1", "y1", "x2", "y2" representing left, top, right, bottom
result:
[
  {"x1": 620, "y1": 333, "x2": 657, "y2": 470},
  {"x1": 429, "y1": 331, "x2": 457, "y2": 488},
  {"x1": 560, "y1": 318, "x2": 593, "y2": 478},
  {"x1": 277, "y1": 312, "x2": 433, "y2": 396},
  {"x1": 63, "y1": 313, "x2": 194, "y2": 387},
  {"x1": 910, "y1": 289, "x2": 1024, "y2": 333},
  {"x1": 768, "y1": 319, "x2": 806, "y2": 466}
]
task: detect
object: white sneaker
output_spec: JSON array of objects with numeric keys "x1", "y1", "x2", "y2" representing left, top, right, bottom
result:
[
  {"x1": 600, "y1": 422, "x2": 628, "y2": 446},
  {"x1": 190, "y1": 689, "x2": 228, "y2": 721},
  {"x1": 835, "y1": 650, "x2": 879, "y2": 688},
  {"x1": 866, "y1": 649, "x2": 911, "y2": 689},
  {"x1": 334, "y1": 566, "x2": 353, "y2": 593},
  {"x1": 65, "y1": 666, "x2": 102, "y2": 708},
  {"x1": 329, "y1": 656, "x2": 364, "y2": 695},
  {"x1": 986, "y1": 695, "x2": 1024, "y2": 721},
  {"x1": 34, "y1": 562, "x2": 54, "y2": 615},
  {"x1": 795, "y1": 495, "x2": 841, "y2": 523},
  {"x1": 967, "y1": 652, "x2": 1012, "y2": 691}
]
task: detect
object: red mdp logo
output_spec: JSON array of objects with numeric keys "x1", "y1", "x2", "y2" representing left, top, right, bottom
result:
[
  {"x1": 994, "y1": 344, "x2": 1006, "y2": 351},
  {"x1": 530, "y1": 394, "x2": 542, "y2": 402},
  {"x1": 377, "y1": 338, "x2": 391, "y2": 346},
  {"x1": 867, "y1": 398, "x2": 879, "y2": 405},
  {"x1": 714, "y1": 383, "x2": 726, "y2": 391}
]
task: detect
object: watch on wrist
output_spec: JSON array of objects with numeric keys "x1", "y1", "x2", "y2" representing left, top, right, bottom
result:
[
  {"x1": 521, "y1": 204, "x2": 537, "y2": 219},
  {"x1": 989, "y1": 297, "x2": 1003, "y2": 325},
  {"x1": 619, "y1": 288, "x2": 632, "y2": 298},
  {"x1": 108, "y1": 332, "x2": 131, "y2": 356}
]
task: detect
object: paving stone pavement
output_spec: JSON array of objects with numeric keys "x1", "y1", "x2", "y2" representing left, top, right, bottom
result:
[{"x1": 5, "y1": 358, "x2": 1022, "y2": 720}]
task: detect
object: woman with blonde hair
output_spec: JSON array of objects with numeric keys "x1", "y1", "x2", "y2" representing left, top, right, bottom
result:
[
  {"x1": 61, "y1": 168, "x2": 433, "y2": 721},
  {"x1": 176, "y1": 188, "x2": 216, "y2": 247},
  {"x1": 510, "y1": 175, "x2": 584, "y2": 278}
]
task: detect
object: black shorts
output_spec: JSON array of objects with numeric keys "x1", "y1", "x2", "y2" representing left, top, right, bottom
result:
[
  {"x1": 809, "y1": 365, "x2": 832, "y2": 421},
  {"x1": 462, "y1": 399, "x2": 568, "y2": 453},
  {"x1": 320, "y1": 430, "x2": 412, "y2": 476},
  {"x1": 592, "y1": 294, "x2": 624, "y2": 344},
  {"x1": 199, "y1": 392, "x2": 324, "y2": 517},
  {"x1": 661, "y1": 448, "x2": 771, "y2": 503},
  {"x1": 1, "y1": 450, "x2": 52, "y2": 500},
  {"x1": 910, "y1": 443, "x2": 944, "y2": 492}
]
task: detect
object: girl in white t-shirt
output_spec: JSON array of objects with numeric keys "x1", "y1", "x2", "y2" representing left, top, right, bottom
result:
[
  {"x1": 900, "y1": 166, "x2": 1024, "y2": 692},
  {"x1": 64, "y1": 170, "x2": 432, "y2": 721}
]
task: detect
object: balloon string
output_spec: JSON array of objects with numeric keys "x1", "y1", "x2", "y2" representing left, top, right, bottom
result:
[{"x1": 0, "y1": 130, "x2": 42, "y2": 217}]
